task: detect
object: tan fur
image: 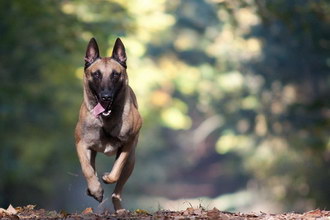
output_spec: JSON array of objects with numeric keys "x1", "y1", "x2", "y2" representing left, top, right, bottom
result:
[{"x1": 75, "y1": 39, "x2": 142, "y2": 212}]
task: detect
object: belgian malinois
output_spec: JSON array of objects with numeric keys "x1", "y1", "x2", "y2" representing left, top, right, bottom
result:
[{"x1": 75, "y1": 37, "x2": 142, "y2": 212}]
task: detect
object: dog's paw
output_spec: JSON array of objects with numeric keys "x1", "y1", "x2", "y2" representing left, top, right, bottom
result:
[
  {"x1": 86, "y1": 187, "x2": 104, "y2": 202},
  {"x1": 115, "y1": 209, "x2": 129, "y2": 216},
  {"x1": 102, "y1": 172, "x2": 118, "y2": 184}
]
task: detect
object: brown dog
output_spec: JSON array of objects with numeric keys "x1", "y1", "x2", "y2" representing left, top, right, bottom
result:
[{"x1": 75, "y1": 37, "x2": 142, "y2": 212}]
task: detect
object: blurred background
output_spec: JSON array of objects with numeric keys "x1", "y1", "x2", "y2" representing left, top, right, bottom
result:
[{"x1": 1, "y1": 0, "x2": 329, "y2": 214}]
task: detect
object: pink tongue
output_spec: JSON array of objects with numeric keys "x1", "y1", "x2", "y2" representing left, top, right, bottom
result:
[{"x1": 92, "y1": 103, "x2": 105, "y2": 116}]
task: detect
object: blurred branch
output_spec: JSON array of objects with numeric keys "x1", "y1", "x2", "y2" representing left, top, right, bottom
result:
[{"x1": 191, "y1": 115, "x2": 223, "y2": 148}]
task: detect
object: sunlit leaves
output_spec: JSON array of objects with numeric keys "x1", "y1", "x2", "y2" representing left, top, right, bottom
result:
[
  {"x1": 217, "y1": 71, "x2": 244, "y2": 93},
  {"x1": 161, "y1": 107, "x2": 192, "y2": 130},
  {"x1": 216, "y1": 133, "x2": 253, "y2": 154}
]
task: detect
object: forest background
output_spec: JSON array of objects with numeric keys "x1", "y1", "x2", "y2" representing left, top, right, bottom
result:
[{"x1": 0, "y1": 0, "x2": 329, "y2": 213}]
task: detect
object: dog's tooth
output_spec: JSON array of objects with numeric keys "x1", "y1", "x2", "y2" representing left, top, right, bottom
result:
[{"x1": 102, "y1": 110, "x2": 111, "y2": 116}]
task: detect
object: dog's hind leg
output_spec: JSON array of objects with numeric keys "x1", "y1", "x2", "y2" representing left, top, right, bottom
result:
[
  {"x1": 76, "y1": 141, "x2": 104, "y2": 202},
  {"x1": 111, "y1": 148, "x2": 136, "y2": 212},
  {"x1": 102, "y1": 136, "x2": 138, "y2": 211}
]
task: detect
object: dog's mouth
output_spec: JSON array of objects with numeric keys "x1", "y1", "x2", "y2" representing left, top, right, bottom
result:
[
  {"x1": 92, "y1": 100, "x2": 113, "y2": 117},
  {"x1": 100, "y1": 100, "x2": 112, "y2": 117}
]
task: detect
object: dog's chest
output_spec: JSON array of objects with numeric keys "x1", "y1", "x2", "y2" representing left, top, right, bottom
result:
[
  {"x1": 82, "y1": 112, "x2": 131, "y2": 156},
  {"x1": 92, "y1": 125, "x2": 130, "y2": 156},
  {"x1": 89, "y1": 139, "x2": 120, "y2": 156},
  {"x1": 96, "y1": 142, "x2": 119, "y2": 156},
  {"x1": 86, "y1": 128, "x2": 119, "y2": 156}
]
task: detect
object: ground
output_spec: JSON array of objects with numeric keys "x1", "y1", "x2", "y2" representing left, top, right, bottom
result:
[{"x1": 1, "y1": 205, "x2": 330, "y2": 219}]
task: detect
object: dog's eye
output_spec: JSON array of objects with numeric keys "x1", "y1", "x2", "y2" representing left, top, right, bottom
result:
[
  {"x1": 93, "y1": 71, "x2": 101, "y2": 79},
  {"x1": 112, "y1": 71, "x2": 120, "y2": 79}
]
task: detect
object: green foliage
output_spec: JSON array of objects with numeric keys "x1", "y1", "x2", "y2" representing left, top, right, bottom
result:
[{"x1": 0, "y1": 0, "x2": 132, "y2": 208}]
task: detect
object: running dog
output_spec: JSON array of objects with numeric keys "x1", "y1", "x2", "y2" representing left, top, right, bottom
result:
[{"x1": 75, "y1": 37, "x2": 142, "y2": 212}]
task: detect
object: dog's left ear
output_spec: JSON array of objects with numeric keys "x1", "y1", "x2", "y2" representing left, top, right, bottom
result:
[{"x1": 112, "y1": 38, "x2": 127, "y2": 69}]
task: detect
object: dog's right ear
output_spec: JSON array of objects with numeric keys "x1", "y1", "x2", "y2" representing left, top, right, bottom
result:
[{"x1": 84, "y1": 38, "x2": 100, "y2": 69}]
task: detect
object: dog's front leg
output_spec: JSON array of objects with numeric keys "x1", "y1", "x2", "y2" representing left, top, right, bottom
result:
[
  {"x1": 102, "y1": 136, "x2": 138, "y2": 184},
  {"x1": 76, "y1": 141, "x2": 103, "y2": 202},
  {"x1": 102, "y1": 149, "x2": 130, "y2": 184}
]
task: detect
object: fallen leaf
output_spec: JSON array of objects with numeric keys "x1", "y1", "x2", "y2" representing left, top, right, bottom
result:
[
  {"x1": 305, "y1": 209, "x2": 322, "y2": 217},
  {"x1": 60, "y1": 210, "x2": 69, "y2": 218},
  {"x1": 14, "y1": 206, "x2": 23, "y2": 213},
  {"x1": 135, "y1": 209, "x2": 150, "y2": 215},
  {"x1": 46, "y1": 210, "x2": 58, "y2": 218},
  {"x1": 7, "y1": 204, "x2": 18, "y2": 215},
  {"x1": 207, "y1": 208, "x2": 220, "y2": 218},
  {"x1": 26, "y1": 204, "x2": 36, "y2": 210},
  {"x1": 183, "y1": 207, "x2": 194, "y2": 215},
  {"x1": 193, "y1": 208, "x2": 203, "y2": 215},
  {"x1": 82, "y1": 207, "x2": 93, "y2": 214},
  {"x1": 116, "y1": 208, "x2": 129, "y2": 216}
]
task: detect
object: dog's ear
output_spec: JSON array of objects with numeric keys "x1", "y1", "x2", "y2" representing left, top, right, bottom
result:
[
  {"x1": 85, "y1": 38, "x2": 100, "y2": 68},
  {"x1": 112, "y1": 38, "x2": 127, "y2": 68}
]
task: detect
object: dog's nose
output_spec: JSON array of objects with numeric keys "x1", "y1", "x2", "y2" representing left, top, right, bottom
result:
[{"x1": 101, "y1": 93, "x2": 112, "y2": 101}]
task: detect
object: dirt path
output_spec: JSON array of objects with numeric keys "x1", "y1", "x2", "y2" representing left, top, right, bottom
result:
[{"x1": 1, "y1": 205, "x2": 329, "y2": 219}]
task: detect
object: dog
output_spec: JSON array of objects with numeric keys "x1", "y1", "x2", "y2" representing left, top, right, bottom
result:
[{"x1": 75, "y1": 37, "x2": 142, "y2": 212}]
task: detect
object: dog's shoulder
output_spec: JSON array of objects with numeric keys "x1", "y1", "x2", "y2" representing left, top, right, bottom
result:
[
  {"x1": 128, "y1": 86, "x2": 138, "y2": 109},
  {"x1": 76, "y1": 102, "x2": 103, "y2": 131}
]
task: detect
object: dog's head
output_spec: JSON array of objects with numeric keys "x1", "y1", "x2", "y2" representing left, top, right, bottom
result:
[{"x1": 84, "y1": 38, "x2": 128, "y2": 116}]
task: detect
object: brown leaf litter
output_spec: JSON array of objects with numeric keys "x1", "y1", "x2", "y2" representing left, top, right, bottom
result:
[{"x1": 0, "y1": 205, "x2": 329, "y2": 219}]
